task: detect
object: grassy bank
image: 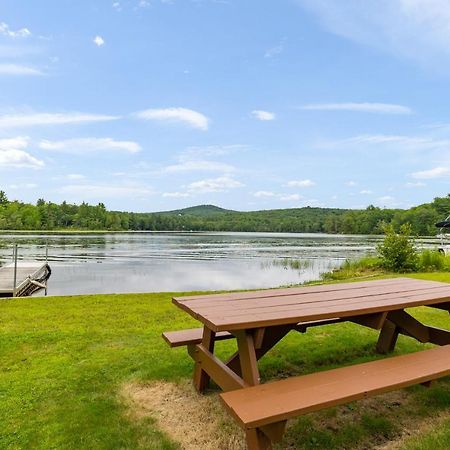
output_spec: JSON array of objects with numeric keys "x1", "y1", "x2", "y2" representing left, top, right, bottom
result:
[{"x1": 1, "y1": 275, "x2": 450, "y2": 449}]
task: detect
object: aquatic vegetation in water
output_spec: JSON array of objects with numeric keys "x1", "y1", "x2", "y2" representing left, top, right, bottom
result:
[{"x1": 262, "y1": 258, "x2": 313, "y2": 271}]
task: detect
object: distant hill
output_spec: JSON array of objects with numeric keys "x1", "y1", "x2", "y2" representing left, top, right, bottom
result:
[{"x1": 160, "y1": 204, "x2": 235, "y2": 217}]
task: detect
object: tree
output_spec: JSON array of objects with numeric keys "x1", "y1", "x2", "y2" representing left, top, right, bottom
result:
[{"x1": 0, "y1": 190, "x2": 8, "y2": 205}]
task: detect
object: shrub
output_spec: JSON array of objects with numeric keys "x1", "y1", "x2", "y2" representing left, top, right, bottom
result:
[
  {"x1": 417, "y1": 250, "x2": 450, "y2": 272},
  {"x1": 377, "y1": 223, "x2": 418, "y2": 272}
]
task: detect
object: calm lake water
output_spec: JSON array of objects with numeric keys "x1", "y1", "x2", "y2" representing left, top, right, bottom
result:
[{"x1": 0, "y1": 232, "x2": 439, "y2": 296}]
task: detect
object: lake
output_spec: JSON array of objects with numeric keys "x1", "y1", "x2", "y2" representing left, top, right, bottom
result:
[{"x1": 0, "y1": 232, "x2": 438, "y2": 295}]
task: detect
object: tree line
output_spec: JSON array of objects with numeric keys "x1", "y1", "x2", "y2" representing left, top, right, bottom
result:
[{"x1": 0, "y1": 190, "x2": 449, "y2": 236}]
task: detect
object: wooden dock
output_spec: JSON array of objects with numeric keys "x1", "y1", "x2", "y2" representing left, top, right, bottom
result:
[{"x1": 0, "y1": 262, "x2": 51, "y2": 297}]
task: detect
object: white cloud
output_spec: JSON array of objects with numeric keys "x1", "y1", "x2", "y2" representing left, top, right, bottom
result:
[
  {"x1": 0, "y1": 22, "x2": 31, "y2": 38},
  {"x1": 376, "y1": 195, "x2": 397, "y2": 207},
  {"x1": 411, "y1": 167, "x2": 450, "y2": 179},
  {"x1": 252, "y1": 110, "x2": 275, "y2": 121},
  {"x1": 93, "y1": 36, "x2": 105, "y2": 47},
  {"x1": 0, "y1": 63, "x2": 43, "y2": 76},
  {"x1": 0, "y1": 44, "x2": 41, "y2": 58},
  {"x1": 405, "y1": 181, "x2": 426, "y2": 188},
  {"x1": 280, "y1": 193, "x2": 303, "y2": 201},
  {"x1": 182, "y1": 144, "x2": 247, "y2": 159},
  {"x1": 60, "y1": 184, "x2": 153, "y2": 199},
  {"x1": 348, "y1": 135, "x2": 433, "y2": 146},
  {"x1": 264, "y1": 37, "x2": 286, "y2": 58},
  {"x1": 264, "y1": 43, "x2": 284, "y2": 58},
  {"x1": 0, "y1": 136, "x2": 44, "y2": 169},
  {"x1": 319, "y1": 133, "x2": 450, "y2": 154},
  {"x1": 163, "y1": 160, "x2": 235, "y2": 173},
  {"x1": 286, "y1": 179, "x2": 315, "y2": 187},
  {"x1": 187, "y1": 176, "x2": 244, "y2": 194},
  {"x1": 67, "y1": 173, "x2": 85, "y2": 180},
  {"x1": 301, "y1": 102, "x2": 412, "y2": 114},
  {"x1": 135, "y1": 107, "x2": 209, "y2": 130},
  {"x1": 0, "y1": 112, "x2": 119, "y2": 128},
  {"x1": 8, "y1": 183, "x2": 37, "y2": 189},
  {"x1": 112, "y1": 2, "x2": 122, "y2": 11},
  {"x1": 254, "y1": 191, "x2": 276, "y2": 198},
  {"x1": 39, "y1": 137, "x2": 141, "y2": 154},
  {"x1": 296, "y1": 0, "x2": 450, "y2": 67},
  {"x1": 160, "y1": 145, "x2": 239, "y2": 174},
  {"x1": 138, "y1": 0, "x2": 151, "y2": 7},
  {"x1": 359, "y1": 189, "x2": 373, "y2": 194},
  {"x1": 162, "y1": 192, "x2": 190, "y2": 198},
  {"x1": 345, "y1": 181, "x2": 357, "y2": 186}
]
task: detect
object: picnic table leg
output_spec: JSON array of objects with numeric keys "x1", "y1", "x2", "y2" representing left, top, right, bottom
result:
[
  {"x1": 376, "y1": 320, "x2": 399, "y2": 354},
  {"x1": 245, "y1": 429, "x2": 272, "y2": 450},
  {"x1": 235, "y1": 330, "x2": 260, "y2": 385},
  {"x1": 226, "y1": 325, "x2": 293, "y2": 376},
  {"x1": 193, "y1": 326, "x2": 216, "y2": 392}
]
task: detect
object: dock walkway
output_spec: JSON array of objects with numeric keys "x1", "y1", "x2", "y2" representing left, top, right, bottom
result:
[{"x1": 0, "y1": 262, "x2": 51, "y2": 297}]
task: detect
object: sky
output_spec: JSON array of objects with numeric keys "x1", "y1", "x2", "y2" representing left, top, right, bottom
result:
[{"x1": 1, "y1": 0, "x2": 450, "y2": 212}]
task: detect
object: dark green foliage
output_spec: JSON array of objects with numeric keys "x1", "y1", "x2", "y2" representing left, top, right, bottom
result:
[
  {"x1": 161, "y1": 204, "x2": 234, "y2": 216},
  {"x1": 377, "y1": 224, "x2": 418, "y2": 272},
  {"x1": 0, "y1": 190, "x2": 8, "y2": 205},
  {"x1": 0, "y1": 191, "x2": 449, "y2": 234}
]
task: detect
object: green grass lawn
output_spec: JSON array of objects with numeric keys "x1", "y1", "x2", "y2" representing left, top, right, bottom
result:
[{"x1": 1, "y1": 274, "x2": 449, "y2": 449}]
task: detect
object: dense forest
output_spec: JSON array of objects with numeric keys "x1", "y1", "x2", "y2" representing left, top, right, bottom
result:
[{"x1": 0, "y1": 190, "x2": 449, "y2": 235}]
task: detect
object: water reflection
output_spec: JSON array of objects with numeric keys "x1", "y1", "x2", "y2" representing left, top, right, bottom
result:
[{"x1": 0, "y1": 232, "x2": 440, "y2": 296}]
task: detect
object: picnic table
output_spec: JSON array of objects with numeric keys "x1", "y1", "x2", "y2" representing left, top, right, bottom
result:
[{"x1": 164, "y1": 277, "x2": 450, "y2": 449}]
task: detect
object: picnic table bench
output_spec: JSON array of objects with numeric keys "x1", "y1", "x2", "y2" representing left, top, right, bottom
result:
[{"x1": 163, "y1": 278, "x2": 450, "y2": 450}]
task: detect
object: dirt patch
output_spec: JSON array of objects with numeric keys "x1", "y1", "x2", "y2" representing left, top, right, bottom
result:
[
  {"x1": 121, "y1": 380, "x2": 449, "y2": 450},
  {"x1": 120, "y1": 380, "x2": 246, "y2": 450},
  {"x1": 375, "y1": 412, "x2": 450, "y2": 450}
]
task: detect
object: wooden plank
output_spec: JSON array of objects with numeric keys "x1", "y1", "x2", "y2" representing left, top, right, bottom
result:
[
  {"x1": 428, "y1": 327, "x2": 450, "y2": 345},
  {"x1": 429, "y1": 302, "x2": 450, "y2": 312},
  {"x1": 386, "y1": 310, "x2": 450, "y2": 346},
  {"x1": 174, "y1": 277, "x2": 432, "y2": 304},
  {"x1": 176, "y1": 281, "x2": 445, "y2": 314},
  {"x1": 200, "y1": 288, "x2": 450, "y2": 331},
  {"x1": 172, "y1": 277, "x2": 450, "y2": 332},
  {"x1": 260, "y1": 422, "x2": 287, "y2": 443},
  {"x1": 0, "y1": 262, "x2": 50, "y2": 297},
  {"x1": 235, "y1": 330, "x2": 260, "y2": 386},
  {"x1": 188, "y1": 343, "x2": 246, "y2": 392},
  {"x1": 387, "y1": 310, "x2": 430, "y2": 343},
  {"x1": 295, "y1": 318, "x2": 345, "y2": 332},
  {"x1": 162, "y1": 328, "x2": 232, "y2": 347},
  {"x1": 0, "y1": 261, "x2": 47, "y2": 294},
  {"x1": 254, "y1": 328, "x2": 265, "y2": 350},
  {"x1": 226, "y1": 325, "x2": 293, "y2": 376},
  {"x1": 220, "y1": 345, "x2": 450, "y2": 429},
  {"x1": 193, "y1": 327, "x2": 215, "y2": 392},
  {"x1": 245, "y1": 429, "x2": 272, "y2": 450},
  {"x1": 200, "y1": 286, "x2": 450, "y2": 321},
  {"x1": 349, "y1": 312, "x2": 387, "y2": 330},
  {"x1": 376, "y1": 320, "x2": 399, "y2": 354}
]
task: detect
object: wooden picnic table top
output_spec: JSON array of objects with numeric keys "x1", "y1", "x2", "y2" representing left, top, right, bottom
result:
[{"x1": 173, "y1": 277, "x2": 450, "y2": 332}]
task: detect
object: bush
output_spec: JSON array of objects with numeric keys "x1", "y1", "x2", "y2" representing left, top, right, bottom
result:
[
  {"x1": 417, "y1": 250, "x2": 450, "y2": 272},
  {"x1": 377, "y1": 223, "x2": 418, "y2": 272}
]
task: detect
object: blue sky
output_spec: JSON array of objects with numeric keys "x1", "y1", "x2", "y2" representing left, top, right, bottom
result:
[{"x1": 1, "y1": 0, "x2": 450, "y2": 212}]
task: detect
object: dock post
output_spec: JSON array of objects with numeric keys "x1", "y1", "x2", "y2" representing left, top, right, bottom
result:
[{"x1": 12, "y1": 243, "x2": 18, "y2": 297}]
